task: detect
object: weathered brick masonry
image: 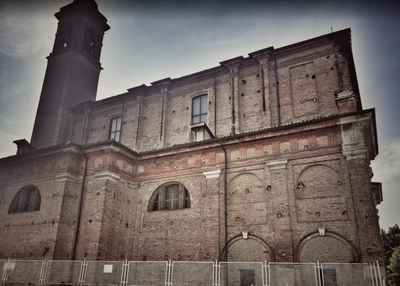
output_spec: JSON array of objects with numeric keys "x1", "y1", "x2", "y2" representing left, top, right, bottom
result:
[{"x1": 0, "y1": 0, "x2": 384, "y2": 266}]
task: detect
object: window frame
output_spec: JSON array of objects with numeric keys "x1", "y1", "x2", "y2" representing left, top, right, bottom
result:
[
  {"x1": 55, "y1": 23, "x2": 73, "y2": 51},
  {"x1": 191, "y1": 94, "x2": 208, "y2": 125},
  {"x1": 191, "y1": 122, "x2": 214, "y2": 142},
  {"x1": 149, "y1": 183, "x2": 191, "y2": 212},
  {"x1": 190, "y1": 93, "x2": 214, "y2": 142},
  {"x1": 83, "y1": 28, "x2": 97, "y2": 56},
  {"x1": 8, "y1": 185, "x2": 41, "y2": 214},
  {"x1": 109, "y1": 116, "x2": 122, "y2": 142}
]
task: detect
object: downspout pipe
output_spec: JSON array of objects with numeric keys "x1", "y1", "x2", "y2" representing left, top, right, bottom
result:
[
  {"x1": 72, "y1": 148, "x2": 88, "y2": 260},
  {"x1": 220, "y1": 141, "x2": 228, "y2": 261}
]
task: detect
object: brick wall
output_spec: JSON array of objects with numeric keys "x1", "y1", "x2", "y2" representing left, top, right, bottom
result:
[
  {"x1": 69, "y1": 34, "x2": 357, "y2": 153},
  {"x1": 0, "y1": 29, "x2": 384, "y2": 266}
]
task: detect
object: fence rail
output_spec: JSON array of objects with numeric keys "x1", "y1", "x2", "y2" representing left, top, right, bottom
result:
[{"x1": 0, "y1": 259, "x2": 383, "y2": 286}]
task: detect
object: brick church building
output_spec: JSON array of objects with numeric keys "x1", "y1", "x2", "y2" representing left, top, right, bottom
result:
[{"x1": 0, "y1": 0, "x2": 384, "y2": 265}]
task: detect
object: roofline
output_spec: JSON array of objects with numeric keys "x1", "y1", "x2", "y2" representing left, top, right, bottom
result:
[{"x1": 86, "y1": 28, "x2": 358, "y2": 108}]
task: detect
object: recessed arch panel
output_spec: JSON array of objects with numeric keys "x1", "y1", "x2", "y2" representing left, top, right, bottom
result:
[
  {"x1": 223, "y1": 234, "x2": 274, "y2": 262},
  {"x1": 297, "y1": 232, "x2": 357, "y2": 263}
]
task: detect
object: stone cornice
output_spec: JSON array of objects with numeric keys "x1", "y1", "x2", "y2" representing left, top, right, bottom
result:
[
  {"x1": 56, "y1": 172, "x2": 82, "y2": 183},
  {"x1": 94, "y1": 170, "x2": 120, "y2": 182}
]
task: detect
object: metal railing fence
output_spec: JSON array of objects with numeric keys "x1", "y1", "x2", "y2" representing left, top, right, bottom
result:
[
  {"x1": 268, "y1": 262, "x2": 318, "y2": 286},
  {"x1": 0, "y1": 259, "x2": 383, "y2": 286}
]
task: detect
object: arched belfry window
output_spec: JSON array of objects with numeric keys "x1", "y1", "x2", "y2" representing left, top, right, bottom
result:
[
  {"x1": 149, "y1": 183, "x2": 191, "y2": 211},
  {"x1": 9, "y1": 185, "x2": 41, "y2": 214},
  {"x1": 83, "y1": 28, "x2": 96, "y2": 56},
  {"x1": 55, "y1": 24, "x2": 72, "y2": 51}
]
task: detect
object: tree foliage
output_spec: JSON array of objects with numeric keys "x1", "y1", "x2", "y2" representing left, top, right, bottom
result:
[
  {"x1": 381, "y1": 224, "x2": 400, "y2": 267},
  {"x1": 381, "y1": 224, "x2": 400, "y2": 285},
  {"x1": 388, "y1": 247, "x2": 400, "y2": 286}
]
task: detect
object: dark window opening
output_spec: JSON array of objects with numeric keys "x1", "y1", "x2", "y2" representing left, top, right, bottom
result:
[
  {"x1": 149, "y1": 183, "x2": 190, "y2": 211},
  {"x1": 62, "y1": 26, "x2": 72, "y2": 48},
  {"x1": 109, "y1": 117, "x2": 122, "y2": 142},
  {"x1": 83, "y1": 28, "x2": 96, "y2": 56},
  {"x1": 56, "y1": 24, "x2": 72, "y2": 51},
  {"x1": 9, "y1": 185, "x2": 41, "y2": 214}
]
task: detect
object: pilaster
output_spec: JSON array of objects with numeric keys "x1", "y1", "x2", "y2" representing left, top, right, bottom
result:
[
  {"x1": 202, "y1": 169, "x2": 222, "y2": 260},
  {"x1": 266, "y1": 159, "x2": 293, "y2": 262}
]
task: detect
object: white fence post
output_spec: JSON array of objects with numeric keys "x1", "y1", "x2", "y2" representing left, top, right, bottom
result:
[
  {"x1": 376, "y1": 261, "x2": 383, "y2": 286},
  {"x1": 79, "y1": 259, "x2": 87, "y2": 286},
  {"x1": 1, "y1": 259, "x2": 10, "y2": 284},
  {"x1": 370, "y1": 262, "x2": 376, "y2": 286},
  {"x1": 373, "y1": 261, "x2": 379, "y2": 286},
  {"x1": 213, "y1": 260, "x2": 219, "y2": 286},
  {"x1": 120, "y1": 259, "x2": 128, "y2": 286},
  {"x1": 316, "y1": 261, "x2": 323, "y2": 286},
  {"x1": 166, "y1": 260, "x2": 173, "y2": 286},
  {"x1": 263, "y1": 261, "x2": 269, "y2": 286},
  {"x1": 39, "y1": 259, "x2": 48, "y2": 285}
]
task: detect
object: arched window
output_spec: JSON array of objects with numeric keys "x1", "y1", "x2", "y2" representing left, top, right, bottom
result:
[
  {"x1": 83, "y1": 28, "x2": 96, "y2": 56},
  {"x1": 55, "y1": 23, "x2": 72, "y2": 51},
  {"x1": 9, "y1": 185, "x2": 41, "y2": 214},
  {"x1": 149, "y1": 183, "x2": 190, "y2": 211}
]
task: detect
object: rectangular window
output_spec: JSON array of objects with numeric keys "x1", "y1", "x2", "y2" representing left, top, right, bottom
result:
[
  {"x1": 109, "y1": 117, "x2": 122, "y2": 142},
  {"x1": 192, "y1": 95, "x2": 208, "y2": 124},
  {"x1": 190, "y1": 94, "x2": 214, "y2": 142}
]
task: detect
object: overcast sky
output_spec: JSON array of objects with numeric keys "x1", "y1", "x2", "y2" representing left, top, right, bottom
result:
[{"x1": 0, "y1": 0, "x2": 399, "y2": 230}]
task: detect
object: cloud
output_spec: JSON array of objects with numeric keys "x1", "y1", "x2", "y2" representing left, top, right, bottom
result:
[
  {"x1": 373, "y1": 139, "x2": 400, "y2": 229},
  {"x1": 0, "y1": 14, "x2": 42, "y2": 57},
  {"x1": 372, "y1": 139, "x2": 400, "y2": 182},
  {"x1": 0, "y1": 1, "x2": 60, "y2": 58}
]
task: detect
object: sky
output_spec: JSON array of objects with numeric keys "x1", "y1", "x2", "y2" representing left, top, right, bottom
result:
[{"x1": 0, "y1": 0, "x2": 399, "y2": 230}]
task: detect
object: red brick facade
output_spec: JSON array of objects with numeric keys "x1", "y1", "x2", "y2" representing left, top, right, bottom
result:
[{"x1": 0, "y1": 0, "x2": 384, "y2": 265}]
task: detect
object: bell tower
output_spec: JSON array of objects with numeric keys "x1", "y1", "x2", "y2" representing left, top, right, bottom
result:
[{"x1": 30, "y1": 0, "x2": 109, "y2": 149}]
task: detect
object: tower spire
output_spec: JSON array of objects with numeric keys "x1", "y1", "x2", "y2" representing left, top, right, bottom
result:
[{"x1": 30, "y1": 0, "x2": 109, "y2": 149}]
